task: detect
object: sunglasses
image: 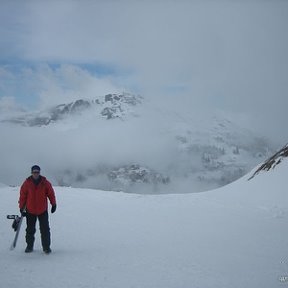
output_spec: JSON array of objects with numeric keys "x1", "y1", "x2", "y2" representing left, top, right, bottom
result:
[{"x1": 32, "y1": 171, "x2": 40, "y2": 174}]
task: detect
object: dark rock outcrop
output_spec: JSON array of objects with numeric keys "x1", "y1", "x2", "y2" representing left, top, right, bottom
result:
[{"x1": 249, "y1": 143, "x2": 288, "y2": 180}]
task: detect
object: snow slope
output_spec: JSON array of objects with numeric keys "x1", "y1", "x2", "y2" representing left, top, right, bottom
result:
[{"x1": 0, "y1": 159, "x2": 287, "y2": 288}]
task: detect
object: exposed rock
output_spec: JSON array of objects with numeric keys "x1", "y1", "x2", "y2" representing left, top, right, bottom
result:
[
  {"x1": 249, "y1": 143, "x2": 288, "y2": 180},
  {"x1": 101, "y1": 106, "x2": 121, "y2": 119},
  {"x1": 2, "y1": 93, "x2": 141, "y2": 126},
  {"x1": 101, "y1": 93, "x2": 141, "y2": 120},
  {"x1": 108, "y1": 164, "x2": 170, "y2": 186}
]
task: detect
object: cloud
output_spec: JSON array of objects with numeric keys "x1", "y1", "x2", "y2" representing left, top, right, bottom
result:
[
  {"x1": 0, "y1": 0, "x2": 287, "y2": 142},
  {"x1": 0, "y1": 64, "x2": 123, "y2": 108},
  {"x1": 35, "y1": 64, "x2": 123, "y2": 108},
  {"x1": 0, "y1": 96, "x2": 22, "y2": 117},
  {"x1": 0, "y1": 106, "x2": 179, "y2": 188}
]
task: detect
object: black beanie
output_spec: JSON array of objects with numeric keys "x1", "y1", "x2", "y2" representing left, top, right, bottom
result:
[{"x1": 31, "y1": 165, "x2": 41, "y2": 173}]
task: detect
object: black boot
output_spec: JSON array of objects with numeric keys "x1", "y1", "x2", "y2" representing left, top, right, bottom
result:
[
  {"x1": 43, "y1": 247, "x2": 51, "y2": 254},
  {"x1": 25, "y1": 246, "x2": 33, "y2": 253}
]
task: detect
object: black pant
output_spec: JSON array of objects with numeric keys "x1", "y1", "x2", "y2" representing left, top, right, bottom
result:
[{"x1": 25, "y1": 211, "x2": 51, "y2": 250}]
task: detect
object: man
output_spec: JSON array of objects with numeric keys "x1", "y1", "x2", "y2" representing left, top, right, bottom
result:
[{"x1": 18, "y1": 165, "x2": 56, "y2": 254}]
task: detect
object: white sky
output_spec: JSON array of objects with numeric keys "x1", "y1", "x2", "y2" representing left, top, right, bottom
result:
[{"x1": 0, "y1": 0, "x2": 287, "y2": 142}]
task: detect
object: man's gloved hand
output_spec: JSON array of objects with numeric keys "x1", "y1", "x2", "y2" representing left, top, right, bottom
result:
[
  {"x1": 20, "y1": 208, "x2": 26, "y2": 217},
  {"x1": 51, "y1": 204, "x2": 57, "y2": 214}
]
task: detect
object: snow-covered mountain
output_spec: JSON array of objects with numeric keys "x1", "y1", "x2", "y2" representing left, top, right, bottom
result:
[
  {"x1": 0, "y1": 143, "x2": 287, "y2": 288},
  {"x1": 2, "y1": 92, "x2": 142, "y2": 126},
  {"x1": 0, "y1": 93, "x2": 278, "y2": 192}
]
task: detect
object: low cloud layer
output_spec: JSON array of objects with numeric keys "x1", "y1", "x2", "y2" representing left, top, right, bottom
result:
[{"x1": 0, "y1": 98, "x2": 278, "y2": 194}]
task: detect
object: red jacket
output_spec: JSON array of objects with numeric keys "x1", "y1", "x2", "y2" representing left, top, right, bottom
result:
[{"x1": 19, "y1": 176, "x2": 56, "y2": 215}]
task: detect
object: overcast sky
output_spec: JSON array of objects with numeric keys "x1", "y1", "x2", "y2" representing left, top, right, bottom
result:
[{"x1": 0, "y1": 0, "x2": 287, "y2": 142}]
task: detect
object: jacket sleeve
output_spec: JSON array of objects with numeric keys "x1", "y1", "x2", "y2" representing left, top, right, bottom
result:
[
  {"x1": 46, "y1": 180, "x2": 56, "y2": 206},
  {"x1": 18, "y1": 181, "x2": 28, "y2": 209}
]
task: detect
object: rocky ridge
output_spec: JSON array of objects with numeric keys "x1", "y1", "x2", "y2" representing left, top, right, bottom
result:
[
  {"x1": 248, "y1": 143, "x2": 288, "y2": 180},
  {"x1": 2, "y1": 92, "x2": 141, "y2": 126}
]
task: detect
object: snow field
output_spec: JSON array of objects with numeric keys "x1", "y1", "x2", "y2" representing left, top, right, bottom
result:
[{"x1": 0, "y1": 161, "x2": 287, "y2": 288}]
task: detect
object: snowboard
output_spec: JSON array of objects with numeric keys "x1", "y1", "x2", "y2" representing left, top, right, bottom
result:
[{"x1": 7, "y1": 214, "x2": 24, "y2": 250}]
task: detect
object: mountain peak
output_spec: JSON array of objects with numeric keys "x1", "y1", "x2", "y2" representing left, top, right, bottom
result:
[{"x1": 2, "y1": 92, "x2": 142, "y2": 126}]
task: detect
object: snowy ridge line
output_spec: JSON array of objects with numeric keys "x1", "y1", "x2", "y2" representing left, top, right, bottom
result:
[{"x1": 248, "y1": 142, "x2": 288, "y2": 180}]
